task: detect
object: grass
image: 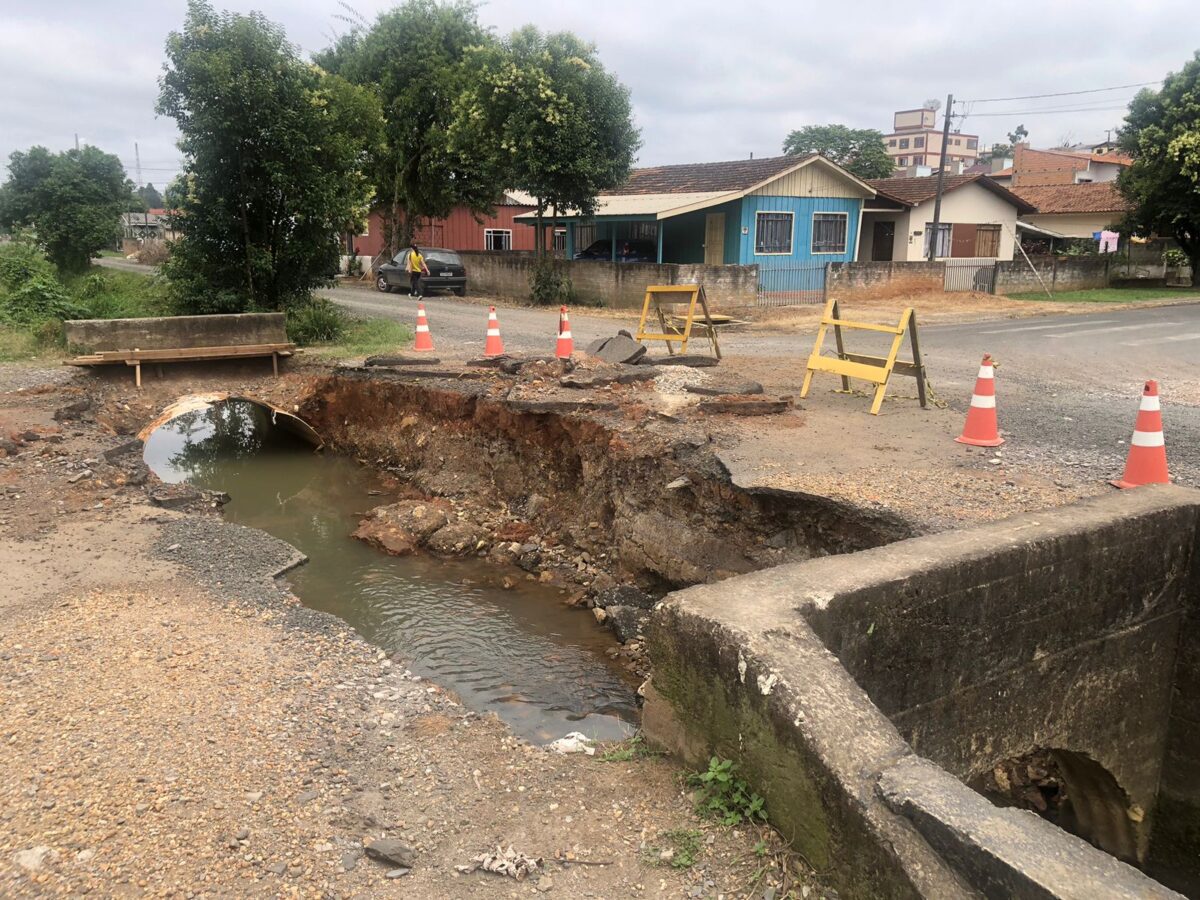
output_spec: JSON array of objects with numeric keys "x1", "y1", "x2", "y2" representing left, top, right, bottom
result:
[
  {"x1": 642, "y1": 828, "x2": 704, "y2": 869},
  {"x1": 0, "y1": 327, "x2": 39, "y2": 362},
  {"x1": 598, "y1": 735, "x2": 666, "y2": 763},
  {"x1": 304, "y1": 317, "x2": 414, "y2": 358},
  {"x1": 1005, "y1": 286, "x2": 1199, "y2": 303}
]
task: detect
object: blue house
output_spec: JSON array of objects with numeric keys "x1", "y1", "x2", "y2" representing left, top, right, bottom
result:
[{"x1": 515, "y1": 154, "x2": 877, "y2": 295}]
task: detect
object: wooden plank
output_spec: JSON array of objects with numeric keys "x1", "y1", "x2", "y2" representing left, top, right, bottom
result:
[
  {"x1": 805, "y1": 356, "x2": 892, "y2": 384},
  {"x1": 97, "y1": 343, "x2": 294, "y2": 362},
  {"x1": 823, "y1": 317, "x2": 904, "y2": 335},
  {"x1": 646, "y1": 285, "x2": 702, "y2": 294}
]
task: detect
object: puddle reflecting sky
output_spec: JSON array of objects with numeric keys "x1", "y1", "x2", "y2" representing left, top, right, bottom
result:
[{"x1": 143, "y1": 400, "x2": 638, "y2": 744}]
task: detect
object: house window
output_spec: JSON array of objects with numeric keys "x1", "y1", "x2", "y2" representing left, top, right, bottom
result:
[
  {"x1": 975, "y1": 224, "x2": 1001, "y2": 257},
  {"x1": 484, "y1": 228, "x2": 512, "y2": 251},
  {"x1": 899, "y1": 138, "x2": 910, "y2": 149},
  {"x1": 914, "y1": 137, "x2": 925, "y2": 148},
  {"x1": 553, "y1": 228, "x2": 566, "y2": 252},
  {"x1": 911, "y1": 155, "x2": 923, "y2": 166},
  {"x1": 628, "y1": 222, "x2": 659, "y2": 241},
  {"x1": 967, "y1": 138, "x2": 978, "y2": 150},
  {"x1": 953, "y1": 138, "x2": 961, "y2": 146},
  {"x1": 888, "y1": 138, "x2": 897, "y2": 147},
  {"x1": 811, "y1": 212, "x2": 849, "y2": 254},
  {"x1": 754, "y1": 211, "x2": 794, "y2": 255},
  {"x1": 923, "y1": 222, "x2": 952, "y2": 258},
  {"x1": 898, "y1": 157, "x2": 908, "y2": 166}
]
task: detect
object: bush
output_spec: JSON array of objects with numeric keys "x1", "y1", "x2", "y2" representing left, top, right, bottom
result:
[
  {"x1": 134, "y1": 241, "x2": 171, "y2": 266},
  {"x1": 529, "y1": 255, "x2": 576, "y2": 306},
  {"x1": 1163, "y1": 247, "x2": 1189, "y2": 268},
  {"x1": 287, "y1": 298, "x2": 348, "y2": 345},
  {"x1": 0, "y1": 241, "x2": 56, "y2": 291},
  {"x1": 2, "y1": 275, "x2": 88, "y2": 325}
]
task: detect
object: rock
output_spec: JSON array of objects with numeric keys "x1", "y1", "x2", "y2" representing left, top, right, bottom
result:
[
  {"x1": 696, "y1": 396, "x2": 793, "y2": 416},
  {"x1": 268, "y1": 862, "x2": 287, "y2": 875},
  {"x1": 235, "y1": 828, "x2": 250, "y2": 840},
  {"x1": 426, "y1": 522, "x2": 489, "y2": 556},
  {"x1": 13, "y1": 846, "x2": 53, "y2": 872},
  {"x1": 341, "y1": 851, "x2": 359, "y2": 872},
  {"x1": 592, "y1": 607, "x2": 608, "y2": 624},
  {"x1": 20, "y1": 430, "x2": 41, "y2": 442},
  {"x1": 67, "y1": 471, "x2": 92, "y2": 484},
  {"x1": 466, "y1": 355, "x2": 513, "y2": 368},
  {"x1": 586, "y1": 334, "x2": 647, "y2": 365},
  {"x1": 386, "y1": 868, "x2": 411, "y2": 878},
  {"x1": 74, "y1": 849, "x2": 96, "y2": 864},
  {"x1": 606, "y1": 604, "x2": 650, "y2": 643},
  {"x1": 296, "y1": 790, "x2": 318, "y2": 804},
  {"x1": 594, "y1": 585, "x2": 657, "y2": 611},
  {"x1": 353, "y1": 500, "x2": 450, "y2": 556},
  {"x1": 666, "y1": 476, "x2": 691, "y2": 491},
  {"x1": 639, "y1": 354, "x2": 720, "y2": 367},
  {"x1": 365, "y1": 838, "x2": 416, "y2": 869},
  {"x1": 244, "y1": 791, "x2": 264, "y2": 803},
  {"x1": 684, "y1": 379, "x2": 764, "y2": 397},
  {"x1": 53, "y1": 399, "x2": 92, "y2": 421},
  {"x1": 364, "y1": 354, "x2": 442, "y2": 367},
  {"x1": 0, "y1": 437, "x2": 19, "y2": 456},
  {"x1": 149, "y1": 484, "x2": 203, "y2": 509}
]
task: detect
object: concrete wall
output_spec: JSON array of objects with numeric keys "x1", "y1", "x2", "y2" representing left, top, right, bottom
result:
[
  {"x1": 995, "y1": 255, "x2": 1111, "y2": 294},
  {"x1": 645, "y1": 487, "x2": 1200, "y2": 898},
  {"x1": 64, "y1": 312, "x2": 288, "y2": 354},
  {"x1": 827, "y1": 261, "x2": 944, "y2": 301},
  {"x1": 457, "y1": 251, "x2": 759, "y2": 311}
]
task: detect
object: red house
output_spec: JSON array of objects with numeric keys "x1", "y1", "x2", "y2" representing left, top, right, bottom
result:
[{"x1": 351, "y1": 191, "x2": 562, "y2": 261}]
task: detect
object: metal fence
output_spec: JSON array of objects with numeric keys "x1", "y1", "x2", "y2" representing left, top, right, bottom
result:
[
  {"x1": 944, "y1": 258, "x2": 997, "y2": 293},
  {"x1": 756, "y1": 262, "x2": 828, "y2": 307}
]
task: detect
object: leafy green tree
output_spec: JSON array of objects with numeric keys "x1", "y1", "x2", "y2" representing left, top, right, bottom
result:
[
  {"x1": 316, "y1": 0, "x2": 501, "y2": 254},
  {"x1": 137, "y1": 183, "x2": 164, "y2": 209},
  {"x1": 781, "y1": 124, "x2": 893, "y2": 179},
  {"x1": 1119, "y1": 52, "x2": 1200, "y2": 275},
  {"x1": 1007, "y1": 124, "x2": 1029, "y2": 145},
  {"x1": 0, "y1": 145, "x2": 131, "y2": 273},
  {"x1": 451, "y1": 25, "x2": 640, "y2": 253},
  {"x1": 157, "y1": 1, "x2": 382, "y2": 313}
]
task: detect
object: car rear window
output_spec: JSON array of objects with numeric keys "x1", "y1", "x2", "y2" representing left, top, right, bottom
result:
[{"x1": 425, "y1": 251, "x2": 461, "y2": 266}]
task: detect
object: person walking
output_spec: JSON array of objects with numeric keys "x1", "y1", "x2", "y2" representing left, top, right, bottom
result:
[{"x1": 406, "y1": 243, "x2": 430, "y2": 298}]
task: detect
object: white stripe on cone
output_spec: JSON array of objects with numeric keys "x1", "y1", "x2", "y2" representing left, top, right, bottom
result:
[
  {"x1": 560, "y1": 330, "x2": 572, "y2": 338},
  {"x1": 1141, "y1": 396, "x2": 1161, "y2": 411},
  {"x1": 1131, "y1": 430, "x2": 1166, "y2": 447},
  {"x1": 416, "y1": 324, "x2": 429, "y2": 332},
  {"x1": 970, "y1": 395, "x2": 996, "y2": 408},
  {"x1": 977, "y1": 366, "x2": 994, "y2": 379}
]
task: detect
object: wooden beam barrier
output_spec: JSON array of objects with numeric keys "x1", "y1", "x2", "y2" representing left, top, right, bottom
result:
[
  {"x1": 799, "y1": 297, "x2": 927, "y2": 415},
  {"x1": 635, "y1": 284, "x2": 721, "y2": 359}
]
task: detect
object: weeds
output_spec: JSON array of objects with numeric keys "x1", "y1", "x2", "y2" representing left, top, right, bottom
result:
[
  {"x1": 689, "y1": 757, "x2": 767, "y2": 826},
  {"x1": 642, "y1": 828, "x2": 703, "y2": 869},
  {"x1": 287, "y1": 298, "x2": 349, "y2": 345},
  {"x1": 598, "y1": 735, "x2": 666, "y2": 762},
  {"x1": 303, "y1": 316, "x2": 414, "y2": 358}
]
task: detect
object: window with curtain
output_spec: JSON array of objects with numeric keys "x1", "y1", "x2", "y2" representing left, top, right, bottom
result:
[
  {"x1": 484, "y1": 229, "x2": 512, "y2": 251},
  {"x1": 811, "y1": 213, "x2": 848, "y2": 253},
  {"x1": 923, "y1": 222, "x2": 952, "y2": 258},
  {"x1": 754, "y1": 212, "x2": 793, "y2": 254},
  {"x1": 975, "y1": 224, "x2": 1001, "y2": 257}
]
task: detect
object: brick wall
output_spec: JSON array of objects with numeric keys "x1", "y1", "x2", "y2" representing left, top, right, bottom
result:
[
  {"x1": 826, "y1": 261, "x2": 945, "y2": 301},
  {"x1": 458, "y1": 251, "x2": 760, "y2": 311},
  {"x1": 994, "y1": 256, "x2": 1110, "y2": 293}
]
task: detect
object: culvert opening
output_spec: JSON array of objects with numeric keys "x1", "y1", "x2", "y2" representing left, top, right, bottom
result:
[{"x1": 142, "y1": 397, "x2": 640, "y2": 744}]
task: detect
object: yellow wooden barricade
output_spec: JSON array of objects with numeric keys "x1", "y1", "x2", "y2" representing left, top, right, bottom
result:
[
  {"x1": 799, "y1": 297, "x2": 927, "y2": 415},
  {"x1": 635, "y1": 285, "x2": 721, "y2": 359}
]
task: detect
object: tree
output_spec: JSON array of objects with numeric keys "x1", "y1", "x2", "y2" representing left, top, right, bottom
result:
[
  {"x1": 1007, "y1": 124, "x2": 1029, "y2": 145},
  {"x1": 156, "y1": 1, "x2": 381, "y2": 313},
  {"x1": 781, "y1": 125, "x2": 893, "y2": 179},
  {"x1": 316, "y1": 0, "x2": 502, "y2": 254},
  {"x1": 0, "y1": 145, "x2": 131, "y2": 273},
  {"x1": 1119, "y1": 51, "x2": 1200, "y2": 276},
  {"x1": 451, "y1": 25, "x2": 640, "y2": 254},
  {"x1": 137, "y1": 183, "x2": 163, "y2": 209},
  {"x1": 982, "y1": 142, "x2": 1013, "y2": 164}
]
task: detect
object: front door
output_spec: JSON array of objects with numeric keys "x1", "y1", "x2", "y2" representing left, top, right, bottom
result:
[
  {"x1": 704, "y1": 213, "x2": 725, "y2": 265},
  {"x1": 871, "y1": 221, "x2": 895, "y2": 261}
]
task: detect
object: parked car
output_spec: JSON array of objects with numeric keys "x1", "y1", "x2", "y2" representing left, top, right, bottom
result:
[
  {"x1": 376, "y1": 248, "x2": 467, "y2": 296},
  {"x1": 574, "y1": 239, "x2": 656, "y2": 262}
]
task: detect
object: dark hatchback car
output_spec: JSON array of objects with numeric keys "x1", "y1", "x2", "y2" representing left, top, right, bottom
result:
[
  {"x1": 376, "y1": 248, "x2": 467, "y2": 296},
  {"x1": 574, "y1": 239, "x2": 656, "y2": 262}
]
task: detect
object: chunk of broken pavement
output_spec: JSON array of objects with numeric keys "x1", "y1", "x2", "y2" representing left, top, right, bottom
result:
[
  {"x1": 353, "y1": 500, "x2": 450, "y2": 556},
  {"x1": 365, "y1": 838, "x2": 416, "y2": 868},
  {"x1": 585, "y1": 334, "x2": 647, "y2": 365},
  {"x1": 684, "y1": 379, "x2": 764, "y2": 397}
]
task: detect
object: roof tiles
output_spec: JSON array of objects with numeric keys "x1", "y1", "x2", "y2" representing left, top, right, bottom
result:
[
  {"x1": 609, "y1": 155, "x2": 813, "y2": 195},
  {"x1": 1011, "y1": 182, "x2": 1130, "y2": 214}
]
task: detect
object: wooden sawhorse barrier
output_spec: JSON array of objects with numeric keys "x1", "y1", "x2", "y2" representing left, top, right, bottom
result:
[
  {"x1": 634, "y1": 284, "x2": 721, "y2": 359},
  {"x1": 800, "y1": 297, "x2": 926, "y2": 415}
]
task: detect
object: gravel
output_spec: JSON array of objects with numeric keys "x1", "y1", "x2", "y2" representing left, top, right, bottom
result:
[
  {"x1": 0, "y1": 365, "x2": 80, "y2": 394},
  {"x1": 653, "y1": 366, "x2": 712, "y2": 395}
]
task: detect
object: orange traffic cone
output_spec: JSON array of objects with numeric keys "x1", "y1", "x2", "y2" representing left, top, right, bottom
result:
[
  {"x1": 556, "y1": 306, "x2": 574, "y2": 359},
  {"x1": 1112, "y1": 380, "x2": 1169, "y2": 489},
  {"x1": 484, "y1": 306, "x2": 505, "y2": 357},
  {"x1": 413, "y1": 302, "x2": 435, "y2": 352},
  {"x1": 955, "y1": 354, "x2": 1004, "y2": 447}
]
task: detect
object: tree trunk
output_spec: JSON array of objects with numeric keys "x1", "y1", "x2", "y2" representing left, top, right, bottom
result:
[
  {"x1": 237, "y1": 149, "x2": 254, "y2": 306},
  {"x1": 535, "y1": 200, "x2": 545, "y2": 258},
  {"x1": 1177, "y1": 229, "x2": 1200, "y2": 287}
]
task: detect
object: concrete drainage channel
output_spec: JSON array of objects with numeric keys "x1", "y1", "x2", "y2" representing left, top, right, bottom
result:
[{"x1": 145, "y1": 370, "x2": 1199, "y2": 898}]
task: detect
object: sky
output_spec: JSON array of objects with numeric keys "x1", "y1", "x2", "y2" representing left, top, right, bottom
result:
[{"x1": 1, "y1": 0, "x2": 1196, "y2": 191}]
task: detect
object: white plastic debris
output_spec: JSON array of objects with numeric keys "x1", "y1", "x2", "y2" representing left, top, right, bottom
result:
[
  {"x1": 456, "y1": 845, "x2": 543, "y2": 880},
  {"x1": 546, "y1": 731, "x2": 596, "y2": 755}
]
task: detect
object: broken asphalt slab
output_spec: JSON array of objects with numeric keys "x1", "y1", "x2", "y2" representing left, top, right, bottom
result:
[{"x1": 585, "y1": 334, "x2": 647, "y2": 365}]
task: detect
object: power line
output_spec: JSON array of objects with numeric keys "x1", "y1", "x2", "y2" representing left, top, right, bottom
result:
[
  {"x1": 957, "y1": 81, "x2": 1158, "y2": 104},
  {"x1": 963, "y1": 106, "x2": 1130, "y2": 118}
]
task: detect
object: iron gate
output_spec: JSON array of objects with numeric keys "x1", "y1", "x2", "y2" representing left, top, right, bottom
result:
[
  {"x1": 944, "y1": 258, "x2": 997, "y2": 293},
  {"x1": 756, "y1": 263, "x2": 828, "y2": 306}
]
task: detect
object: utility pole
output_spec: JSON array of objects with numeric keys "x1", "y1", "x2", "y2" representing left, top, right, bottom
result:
[
  {"x1": 135, "y1": 142, "x2": 148, "y2": 241},
  {"x1": 927, "y1": 93, "x2": 953, "y2": 262},
  {"x1": 74, "y1": 133, "x2": 79, "y2": 151}
]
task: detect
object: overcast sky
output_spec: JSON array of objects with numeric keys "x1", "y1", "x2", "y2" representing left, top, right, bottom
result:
[{"x1": 1, "y1": 0, "x2": 1195, "y2": 190}]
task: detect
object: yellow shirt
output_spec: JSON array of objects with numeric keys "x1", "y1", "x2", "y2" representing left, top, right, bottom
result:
[{"x1": 407, "y1": 251, "x2": 425, "y2": 273}]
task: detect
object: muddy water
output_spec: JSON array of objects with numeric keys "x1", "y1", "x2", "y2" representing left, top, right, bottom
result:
[{"x1": 142, "y1": 400, "x2": 638, "y2": 744}]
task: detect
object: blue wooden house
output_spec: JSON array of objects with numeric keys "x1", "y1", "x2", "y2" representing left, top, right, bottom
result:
[{"x1": 515, "y1": 154, "x2": 877, "y2": 294}]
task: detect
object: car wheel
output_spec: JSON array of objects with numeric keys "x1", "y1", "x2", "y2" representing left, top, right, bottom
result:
[
  {"x1": 376, "y1": 275, "x2": 391, "y2": 293},
  {"x1": 454, "y1": 287, "x2": 466, "y2": 297}
]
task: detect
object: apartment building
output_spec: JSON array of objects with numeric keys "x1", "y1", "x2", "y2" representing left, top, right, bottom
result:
[{"x1": 884, "y1": 107, "x2": 980, "y2": 170}]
